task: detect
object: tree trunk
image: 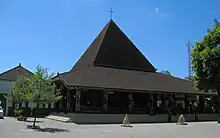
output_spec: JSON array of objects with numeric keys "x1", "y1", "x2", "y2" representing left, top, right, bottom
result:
[
  {"x1": 32, "y1": 108, "x2": 37, "y2": 127},
  {"x1": 33, "y1": 116, "x2": 37, "y2": 127}
]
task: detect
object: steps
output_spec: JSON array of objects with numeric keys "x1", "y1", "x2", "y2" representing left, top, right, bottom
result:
[{"x1": 46, "y1": 115, "x2": 71, "y2": 123}]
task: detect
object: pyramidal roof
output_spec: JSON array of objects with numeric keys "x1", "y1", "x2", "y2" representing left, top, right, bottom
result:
[
  {"x1": 71, "y1": 20, "x2": 156, "y2": 72},
  {"x1": 0, "y1": 63, "x2": 33, "y2": 81}
]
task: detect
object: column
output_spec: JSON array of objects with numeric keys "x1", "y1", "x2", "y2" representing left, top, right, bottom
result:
[
  {"x1": 63, "y1": 88, "x2": 67, "y2": 113},
  {"x1": 152, "y1": 94, "x2": 157, "y2": 115},
  {"x1": 59, "y1": 84, "x2": 65, "y2": 111},
  {"x1": 149, "y1": 94, "x2": 154, "y2": 114},
  {"x1": 161, "y1": 94, "x2": 165, "y2": 107},
  {"x1": 198, "y1": 95, "x2": 205, "y2": 113},
  {"x1": 75, "y1": 88, "x2": 81, "y2": 112},
  {"x1": 67, "y1": 89, "x2": 71, "y2": 110},
  {"x1": 103, "y1": 91, "x2": 108, "y2": 111},
  {"x1": 184, "y1": 95, "x2": 189, "y2": 113},
  {"x1": 128, "y1": 92, "x2": 133, "y2": 112},
  {"x1": 3, "y1": 94, "x2": 8, "y2": 116},
  {"x1": 172, "y1": 94, "x2": 176, "y2": 114},
  {"x1": 69, "y1": 91, "x2": 74, "y2": 112},
  {"x1": 160, "y1": 94, "x2": 165, "y2": 113}
]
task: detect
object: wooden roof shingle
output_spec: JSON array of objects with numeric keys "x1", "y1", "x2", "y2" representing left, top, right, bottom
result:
[
  {"x1": 71, "y1": 20, "x2": 156, "y2": 72},
  {"x1": 0, "y1": 64, "x2": 33, "y2": 81},
  {"x1": 55, "y1": 20, "x2": 201, "y2": 94},
  {"x1": 61, "y1": 66, "x2": 200, "y2": 94}
]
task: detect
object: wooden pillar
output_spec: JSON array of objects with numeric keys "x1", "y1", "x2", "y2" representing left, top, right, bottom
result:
[
  {"x1": 75, "y1": 88, "x2": 81, "y2": 112},
  {"x1": 153, "y1": 94, "x2": 157, "y2": 108},
  {"x1": 152, "y1": 93, "x2": 157, "y2": 114},
  {"x1": 161, "y1": 94, "x2": 165, "y2": 106},
  {"x1": 103, "y1": 91, "x2": 108, "y2": 111},
  {"x1": 59, "y1": 84, "x2": 66, "y2": 111},
  {"x1": 184, "y1": 95, "x2": 189, "y2": 113},
  {"x1": 199, "y1": 95, "x2": 205, "y2": 113},
  {"x1": 63, "y1": 88, "x2": 67, "y2": 114},
  {"x1": 69, "y1": 90, "x2": 74, "y2": 113},
  {"x1": 168, "y1": 94, "x2": 172, "y2": 107},
  {"x1": 160, "y1": 94, "x2": 165, "y2": 113},
  {"x1": 66, "y1": 89, "x2": 71, "y2": 111},
  {"x1": 128, "y1": 92, "x2": 133, "y2": 112},
  {"x1": 149, "y1": 93, "x2": 154, "y2": 114}
]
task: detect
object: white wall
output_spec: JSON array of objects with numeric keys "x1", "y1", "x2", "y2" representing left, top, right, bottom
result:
[{"x1": 0, "y1": 80, "x2": 13, "y2": 94}]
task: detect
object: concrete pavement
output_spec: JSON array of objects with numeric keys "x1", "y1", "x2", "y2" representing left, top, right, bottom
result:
[{"x1": 0, "y1": 117, "x2": 220, "y2": 138}]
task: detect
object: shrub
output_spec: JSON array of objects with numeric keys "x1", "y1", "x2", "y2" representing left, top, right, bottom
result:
[{"x1": 14, "y1": 107, "x2": 23, "y2": 117}]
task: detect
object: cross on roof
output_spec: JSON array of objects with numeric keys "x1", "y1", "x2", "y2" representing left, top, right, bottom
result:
[{"x1": 108, "y1": 8, "x2": 115, "y2": 19}]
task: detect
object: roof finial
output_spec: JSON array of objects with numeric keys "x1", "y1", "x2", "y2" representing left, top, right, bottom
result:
[
  {"x1": 108, "y1": 8, "x2": 115, "y2": 20},
  {"x1": 19, "y1": 63, "x2": 21, "y2": 67},
  {"x1": 57, "y1": 72, "x2": 59, "y2": 76}
]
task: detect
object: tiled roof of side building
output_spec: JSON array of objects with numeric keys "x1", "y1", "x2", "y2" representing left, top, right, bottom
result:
[{"x1": 0, "y1": 64, "x2": 33, "y2": 81}]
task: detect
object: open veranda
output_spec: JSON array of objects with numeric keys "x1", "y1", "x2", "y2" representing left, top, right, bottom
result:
[{"x1": 0, "y1": 117, "x2": 220, "y2": 138}]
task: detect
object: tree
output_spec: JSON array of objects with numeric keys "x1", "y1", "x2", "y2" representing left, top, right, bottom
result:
[
  {"x1": 11, "y1": 76, "x2": 27, "y2": 104},
  {"x1": 12, "y1": 65, "x2": 62, "y2": 127},
  {"x1": 160, "y1": 70, "x2": 172, "y2": 76},
  {"x1": 191, "y1": 19, "x2": 220, "y2": 122},
  {"x1": 11, "y1": 75, "x2": 32, "y2": 117}
]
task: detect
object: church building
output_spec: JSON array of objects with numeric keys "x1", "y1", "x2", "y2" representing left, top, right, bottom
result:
[{"x1": 52, "y1": 20, "x2": 217, "y2": 123}]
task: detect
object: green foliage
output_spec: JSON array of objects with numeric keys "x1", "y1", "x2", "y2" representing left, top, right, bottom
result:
[
  {"x1": 11, "y1": 75, "x2": 32, "y2": 103},
  {"x1": 27, "y1": 65, "x2": 62, "y2": 104},
  {"x1": 11, "y1": 64, "x2": 62, "y2": 105},
  {"x1": 14, "y1": 106, "x2": 23, "y2": 117},
  {"x1": 192, "y1": 20, "x2": 220, "y2": 91}
]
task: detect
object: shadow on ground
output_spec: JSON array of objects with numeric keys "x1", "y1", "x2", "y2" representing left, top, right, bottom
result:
[
  {"x1": 35, "y1": 127, "x2": 69, "y2": 133},
  {"x1": 26, "y1": 125, "x2": 69, "y2": 133}
]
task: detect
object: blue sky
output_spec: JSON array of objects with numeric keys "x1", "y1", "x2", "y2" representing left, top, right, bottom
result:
[{"x1": 0, "y1": 0, "x2": 219, "y2": 78}]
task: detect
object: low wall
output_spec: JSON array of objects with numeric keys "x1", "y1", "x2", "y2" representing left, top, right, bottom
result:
[{"x1": 51, "y1": 113, "x2": 218, "y2": 124}]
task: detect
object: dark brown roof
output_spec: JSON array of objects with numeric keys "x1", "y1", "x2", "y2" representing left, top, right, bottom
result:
[
  {"x1": 60, "y1": 66, "x2": 200, "y2": 94},
  {"x1": 0, "y1": 64, "x2": 33, "y2": 81},
  {"x1": 55, "y1": 20, "x2": 200, "y2": 94},
  {"x1": 71, "y1": 20, "x2": 156, "y2": 72}
]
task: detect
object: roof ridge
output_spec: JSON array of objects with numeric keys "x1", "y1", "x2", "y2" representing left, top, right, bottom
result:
[
  {"x1": 0, "y1": 64, "x2": 33, "y2": 81},
  {"x1": 92, "y1": 20, "x2": 112, "y2": 66},
  {"x1": 0, "y1": 65, "x2": 20, "y2": 76},
  {"x1": 71, "y1": 19, "x2": 156, "y2": 72},
  {"x1": 0, "y1": 65, "x2": 33, "y2": 77}
]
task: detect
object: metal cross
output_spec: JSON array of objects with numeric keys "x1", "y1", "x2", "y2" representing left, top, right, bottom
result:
[{"x1": 108, "y1": 8, "x2": 115, "y2": 19}]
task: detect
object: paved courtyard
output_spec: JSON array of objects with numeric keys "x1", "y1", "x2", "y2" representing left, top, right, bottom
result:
[{"x1": 0, "y1": 117, "x2": 220, "y2": 138}]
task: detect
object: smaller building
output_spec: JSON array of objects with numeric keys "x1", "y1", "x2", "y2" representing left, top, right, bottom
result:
[
  {"x1": 0, "y1": 64, "x2": 33, "y2": 116},
  {"x1": 0, "y1": 80, "x2": 13, "y2": 116}
]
